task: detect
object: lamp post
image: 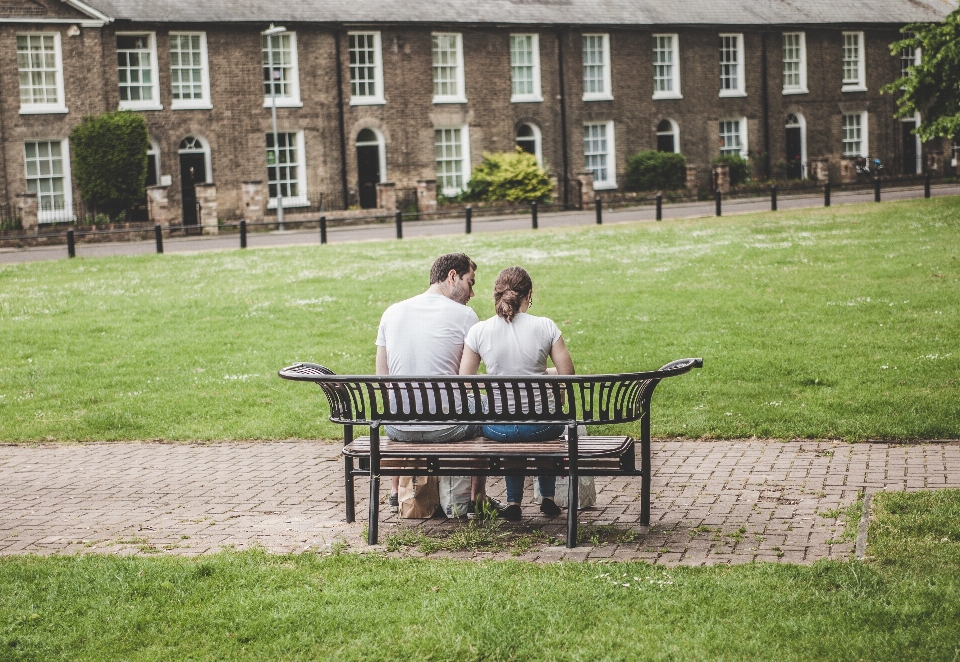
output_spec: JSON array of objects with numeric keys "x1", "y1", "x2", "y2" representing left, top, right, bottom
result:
[{"x1": 262, "y1": 23, "x2": 286, "y2": 231}]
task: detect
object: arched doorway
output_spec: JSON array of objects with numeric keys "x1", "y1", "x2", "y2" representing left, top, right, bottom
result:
[
  {"x1": 356, "y1": 128, "x2": 383, "y2": 209},
  {"x1": 515, "y1": 123, "x2": 542, "y2": 164},
  {"x1": 784, "y1": 114, "x2": 806, "y2": 179},
  {"x1": 146, "y1": 139, "x2": 161, "y2": 187},
  {"x1": 656, "y1": 119, "x2": 679, "y2": 153},
  {"x1": 179, "y1": 136, "x2": 210, "y2": 225}
]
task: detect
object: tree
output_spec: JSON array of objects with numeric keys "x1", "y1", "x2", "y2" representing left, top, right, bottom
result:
[
  {"x1": 462, "y1": 149, "x2": 552, "y2": 203},
  {"x1": 883, "y1": 9, "x2": 960, "y2": 141},
  {"x1": 70, "y1": 111, "x2": 149, "y2": 219}
]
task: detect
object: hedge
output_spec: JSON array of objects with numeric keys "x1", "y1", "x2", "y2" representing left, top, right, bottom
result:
[{"x1": 624, "y1": 150, "x2": 687, "y2": 191}]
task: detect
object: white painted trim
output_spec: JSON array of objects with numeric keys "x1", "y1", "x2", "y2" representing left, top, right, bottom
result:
[
  {"x1": 25, "y1": 138, "x2": 75, "y2": 224},
  {"x1": 169, "y1": 31, "x2": 212, "y2": 110},
  {"x1": 0, "y1": 18, "x2": 103, "y2": 25},
  {"x1": 784, "y1": 112, "x2": 807, "y2": 178},
  {"x1": 355, "y1": 127, "x2": 388, "y2": 183},
  {"x1": 432, "y1": 32, "x2": 467, "y2": 104},
  {"x1": 782, "y1": 32, "x2": 808, "y2": 95},
  {"x1": 434, "y1": 124, "x2": 471, "y2": 196},
  {"x1": 841, "y1": 31, "x2": 867, "y2": 92},
  {"x1": 178, "y1": 134, "x2": 213, "y2": 184},
  {"x1": 719, "y1": 117, "x2": 748, "y2": 159},
  {"x1": 17, "y1": 31, "x2": 69, "y2": 114},
  {"x1": 262, "y1": 31, "x2": 302, "y2": 107},
  {"x1": 585, "y1": 120, "x2": 617, "y2": 189},
  {"x1": 719, "y1": 33, "x2": 745, "y2": 97},
  {"x1": 517, "y1": 122, "x2": 543, "y2": 165},
  {"x1": 147, "y1": 137, "x2": 161, "y2": 186},
  {"x1": 652, "y1": 33, "x2": 682, "y2": 100},
  {"x1": 656, "y1": 118, "x2": 680, "y2": 154},
  {"x1": 510, "y1": 33, "x2": 543, "y2": 103},
  {"x1": 842, "y1": 111, "x2": 868, "y2": 158},
  {"x1": 348, "y1": 31, "x2": 386, "y2": 105},
  {"x1": 903, "y1": 112, "x2": 922, "y2": 174},
  {"x1": 63, "y1": 0, "x2": 112, "y2": 23},
  {"x1": 267, "y1": 130, "x2": 308, "y2": 208},
  {"x1": 582, "y1": 33, "x2": 613, "y2": 101},
  {"x1": 116, "y1": 32, "x2": 163, "y2": 111}
]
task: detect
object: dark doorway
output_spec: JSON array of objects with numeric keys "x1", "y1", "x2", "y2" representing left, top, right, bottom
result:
[
  {"x1": 516, "y1": 124, "x2": 537, "y2": 155},
  {"x1": 785, "y1": 127, "x2": 802, "y2": 179},
  {"x1": 656, "y1": 120, "x2": 675, "y2": 153},
  {"x1": 356, "y1": 129, "x2": 380, "y2": 209},
  {"x1": 902, "y1": 120, "x2": 917, "y2": 175},
  {"x1": 179, "y1": 152, "x2": 206, "y2": 226}
]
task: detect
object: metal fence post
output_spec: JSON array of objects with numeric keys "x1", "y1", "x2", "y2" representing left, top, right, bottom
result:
[
  {"x1": 395, "y1": 210, "x2": 403, "y2": 239},
  {"x1": 595, "y1": 196, "x2": 602, "y2": 225},
  {"x1": 715, "y1": 189, "x2": 722, "y2": 217},
  {"x1": 924, "y1": 172, "x2": 931, "y2": 199},
  {"x1": 531, "y1": 201, "x2": 538, "y2": 229},
  {"x1": 771, "y1": 185, "x2": 778, "y2": 211},
  {"x1": 655, "y1": 193, "x2": 662, "y2": 221},
  {"x1": 465, "y1": 206, "x2": 472, "y2": 234},
  {"x1": 320, "y1": 215, "x2": 327, "y2": 244},
  {"x1": 874, "y1": 179, "x2": 881, "y2": 203},
  {"x1": 824, "y1": 182, "x2": 831, "y2": 207},
  {"x1": 155, "y1": 224, "x2": 164, "y2": 253},
  {"x1": 239, "y1": 220, "x2": 247, "y2": 249},
  {"x1": 67, "y1": 229, "x2": 75, "y2": 258}
]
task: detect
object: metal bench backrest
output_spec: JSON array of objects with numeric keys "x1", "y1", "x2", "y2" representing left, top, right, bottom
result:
[{"x1": 279, "y1": 358, "x2": 702, "y2": 427}]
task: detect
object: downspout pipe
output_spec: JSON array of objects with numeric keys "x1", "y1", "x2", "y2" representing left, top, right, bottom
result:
[
  {"x1": 334, "y1": 25, "x2": 349, "y2": 209},
  {"x1": 557, "y1": 27, "x2": 569, "y2": 208}
]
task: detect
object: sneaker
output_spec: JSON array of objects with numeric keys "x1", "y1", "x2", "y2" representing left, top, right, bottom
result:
[
  {"x1": 388, "y1": 493, "x2": 399, "y2": 510},
  {"x1": 540, "y1": 498, "x2": 562, "y2": 517},
  {"x1": 469, "y1": 497, "x2": 511, "y2": 521},
  {"x1": 502, "y1": 504, "x2": 523, "y2": 521}
]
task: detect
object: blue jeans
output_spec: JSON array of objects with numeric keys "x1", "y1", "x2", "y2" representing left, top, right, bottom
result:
[{"x1": 482, "y1": 424, "x2": 565, "y2": 503}]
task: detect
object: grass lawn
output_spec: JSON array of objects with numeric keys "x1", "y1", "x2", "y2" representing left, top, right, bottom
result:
[
  {"x1": 0, "y1": 489, "x2": 957, "y2": 660},
  {"x1": 0, "y1": 197, "x2": 957, "y2": 442}
]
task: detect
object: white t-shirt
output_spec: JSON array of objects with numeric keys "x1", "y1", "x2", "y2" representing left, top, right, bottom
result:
[
  {"x1": 464, "y1": 312, "x2": 563, "y2": 414},
  {"x1": 376, "y1": 292, "x2": 479, "y2": 428}
]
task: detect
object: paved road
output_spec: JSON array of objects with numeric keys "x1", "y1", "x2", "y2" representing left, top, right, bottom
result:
[
  {"x1": 3, "y1": 183, "x2": 958, "y2": 264},
  {"x1": 2, "y1": 439, "x2": 957, "y2": 564}
]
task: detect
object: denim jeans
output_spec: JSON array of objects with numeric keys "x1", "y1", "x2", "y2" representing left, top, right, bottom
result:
[
  {"x1": 383, "y1": 423, "x2": 480, "y2": 442},
  {"x1": 482, "y1": 423, "x2": 565, "y2": 503}
]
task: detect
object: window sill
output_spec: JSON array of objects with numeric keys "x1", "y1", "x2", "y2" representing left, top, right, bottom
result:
[
  {"x1": 593, "y1": 181, "x2": 618, "y2": 191},
  {"x1": 718, "y1": 90, "x2": 747, "y2": 98},
  {"x1": 782, "y1": 88, "x2": 808, "y2": 96},
  {"x1": 262, "y1": 98, "x2": 303, "y2": 109},
  {"x1": 841, "y1": 84, "x2": 867, "y2": 93},
  {"x1": 511, "y1": 95, "x2": 544, "y2": 104},
  {"x1": 582, "y1": 94, "x2": 614, "y2": 102},
  {"x1": 268, "y1": 197, "x2": 309, "y2": 209},
  {"x1": 20, "y1": 106, "x2": 69, "y2": 115},
  {"x1": 350, "y1": 97, "x2": 386, "y2": 106},
  {"x1": 433, "y1": 96, "x2": 468, "y2": 104},
  {"x1": 118, "y1": 102, "x2": 163, "y2": 111},
  {"x1": 171, "y1": 102, "x2": 213, "y2": 110},
  {"x1": 652, "y1": 92, "x2": 683, "y2": 100}
]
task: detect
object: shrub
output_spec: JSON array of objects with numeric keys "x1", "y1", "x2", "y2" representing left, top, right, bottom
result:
[
  {"x1": 624, "y1": 150, "x2": 687, "y2": 192},
  {"x1": 462, "y1": 149, "x2": 552, "y2": 203},
  {"x1": 70, "y1": 111, "x2": 149, "y2": 219},
  {"x1": 711, "y1": 154, "x2": 751, "y2": 186}
]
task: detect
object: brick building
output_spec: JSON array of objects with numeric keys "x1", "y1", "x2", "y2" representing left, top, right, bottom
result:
[{"x1": 1, "y1": 0, "x2": 955, "y2": 227}]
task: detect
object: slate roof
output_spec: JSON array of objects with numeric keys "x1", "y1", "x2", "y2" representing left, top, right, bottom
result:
[{"x1": 85, "y1": 0, "x2": 957, "y2": 26}]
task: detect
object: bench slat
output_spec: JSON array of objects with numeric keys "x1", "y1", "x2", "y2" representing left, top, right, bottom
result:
[{"x1": 343, "y1": 435, "x2": 633, "y2": 459}]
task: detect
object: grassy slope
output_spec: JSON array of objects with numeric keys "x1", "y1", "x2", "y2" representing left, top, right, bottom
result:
[
  {"x1": 0, "y1": 197, "x2": 957, "y2": 442},
  {"x1": 1, "y1": 490, "x2": 958, "y2": 660}
]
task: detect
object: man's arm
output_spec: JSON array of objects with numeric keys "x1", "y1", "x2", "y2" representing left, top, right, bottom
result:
[{"x1": 376, "y1": 345, "x2": 389, "y2": 376}]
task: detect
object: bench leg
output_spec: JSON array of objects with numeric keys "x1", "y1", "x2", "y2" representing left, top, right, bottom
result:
[
  {"x1": 344, "y1": 455, "x2": 356, "y2": 523},
  {"x1": 368, "y1": 424, "x2": 380, "y2": 545},
  {"x1": 566, "y1": 423, "x2": 579, "y2": 548},
  {"x1": 640, "y1": 409, "x2": 651, "y2": 527}
]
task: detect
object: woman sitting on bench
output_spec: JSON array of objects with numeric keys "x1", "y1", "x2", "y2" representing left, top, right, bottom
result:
[{"x1": 459, "y1": 266, "x2": 576, "y2": 521}]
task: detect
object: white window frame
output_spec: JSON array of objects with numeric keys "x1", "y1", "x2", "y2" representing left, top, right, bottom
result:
[
  {"x1": 899, "y1": 33, "x2": 921, "y2": 85},
  {"x1": 582, "y1": 33, "x2": 613, "y2": 101},
  {"x1": 432, "y1": 33, "x2": 467, "y2": 104},
  {"x1": 719, "y1": 118, "x2": 748, "y2": 158},
  {"x1": 516, "y1": 122, "x2": 543, "y2": 165},
  {"x1": 784, "y1": 113, "x2": 807, "y2": 179},
  {"x1": 841, "y1": 31, "x2": 867, "y2": 92},
  {"x1": 177, "y1": 135, "x2": 213, "y2": 184},
  {"x1": 842, "y1": 112, "x2": 868, "y2": 158},
  {"x1": 656, "y1": 119, "x2": 680, "y2": 154},
  {"x1": 266, "y1": 130, "x2": 308, "y2": 208},
  {"x1": 434, "y1": 125, "x2": 471, "y2": 196},
  {"x1": 169, "y1": 31, "x2": 211, "y2": 110},
  {"x1": 348, "y1": 31, "x2": 385, "y2": 106},
  {"x1": 24, "y1": 138, "x2": 74, "y2": 223},
  {"x1": 116, "y1": 32, "x2": 162, "y2": 111},
  {"x1": 510, "y1": 33, "x2": 543, "y2": 103},
  {"x1": 584, "y1": 120, "x2": 617, "y2": 189},
  {"x1": 146, "y1": 138, "x2": 161, "y2": 187},
  {"x1": 262, "y1": 31, "x2": 302, "y2": 108},
  {"x1": 17, "y1": 32, "x2": 67, "y2": 114},
  {"x1": 781, "y1": 32, "x2": 808, "y2": 95},
  {"x1": 719, "y1": 33, "x2": 746, "y2": 97},
  {"x1": 652, "y1": 34, "x2": 682, "y2": 100}
]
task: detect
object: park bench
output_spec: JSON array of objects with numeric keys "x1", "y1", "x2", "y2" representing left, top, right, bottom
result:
[{"x1": 279, "y1": 358, "x2": 702, "y2": 548}]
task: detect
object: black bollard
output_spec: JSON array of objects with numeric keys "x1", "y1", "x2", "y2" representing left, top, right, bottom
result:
[
  {"x1": 924, "y1": 172, "x2": 931, "y2": 199},
  {"x1": 531, "y1": 201, "x2": 538, "y2": 230},
  {"x1": 395, "y1": 210, "x2": 403, "y2": 239},
  {"x1": 320, "y1": 215, "x2": 327, "y2": 244},
  {"x1": 874, "y1": 179, "x2": 881, "y2": 203},
  {"x1": 824, "y1": 182, "x2": 831, "y2": 207},
  {"x1": 771, "y1": 185, "x2": 778, "y2": 211},
  {"x1": 715, "y1": 189, "x2": 722, "y2": 217},
  {"x1": 465, "y1": 206, "x2": 472, "y2": 234},
  {"x1": 239, "y1": 220, "x2": 247, "y2": 249},
  {"x1": 655, "y1": 193, "x2": 662, "y2": 221},
  {"x1": 595, "y1": 196, "x2": 602, "y2": 225},
  {"x1": 67, "y1": 229, "x2": 75, "y2": 258},
  {"x1": 155, "y1": 224, "x2": 164, "y2": 253}
]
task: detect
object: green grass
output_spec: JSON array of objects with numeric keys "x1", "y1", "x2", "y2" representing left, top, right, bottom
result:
[
  {"x1": 2, "y1": 489, "x2": 958, "y2": 660},
  {"x1": 1, "y1": 197, "x2": 958, "y2": 442}
]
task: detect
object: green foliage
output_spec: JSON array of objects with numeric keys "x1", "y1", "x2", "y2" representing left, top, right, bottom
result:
[
  {"x1": 624, "y1": 150, "x2": 687, "y2": 191},
  {"x1": 711, "y1": 154, "x2": 751, "y2": 186},
  {"x1": 70, "y1": 111, "x2": 149, "y2": 219},
  {"x1": 882, "y1": 11, "x2": 960, "y2": 141},
  {"x1": 463, "y1": 148, "x2": 552, "y2": 203}
]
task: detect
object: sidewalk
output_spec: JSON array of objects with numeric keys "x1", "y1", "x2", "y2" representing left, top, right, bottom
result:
[
  {"x1": 2, "y1": 439, "x2": 957, "y2": 564},
  {"x1": 2, "y1": 183, "x2": 958, "y2": 265}
]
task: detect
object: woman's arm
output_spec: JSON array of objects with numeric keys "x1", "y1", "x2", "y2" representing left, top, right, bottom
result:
[
  {"x1": 549, "y1": 337, "x2": 575, "y2": 375},
  {"x1": 459, "y1": 346, "x2": 482, "y2": 375}
]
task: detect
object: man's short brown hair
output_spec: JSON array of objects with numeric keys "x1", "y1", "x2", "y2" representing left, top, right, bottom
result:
[{"x1": 429, "y1": 253, "x2": 477, "y2": 284}]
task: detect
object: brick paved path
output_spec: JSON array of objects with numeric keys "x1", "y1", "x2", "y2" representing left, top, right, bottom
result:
[{"x1": 1, "y1": 440, "x2": 957, "y2": 564}]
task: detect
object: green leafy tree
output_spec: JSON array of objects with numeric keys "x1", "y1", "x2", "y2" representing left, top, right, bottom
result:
[
  {"x1": 624, "y1": 151, "x2": 687, "y2": 191},
  {"x1": 463, "y1": 149, "x2": 552, "y2": 203},
  {"x1": 883, "y1": 10, "x2": 960, "y2": 141},
  {"x1": 70, "y1": 111, "x2": 149, "y2": 219}
]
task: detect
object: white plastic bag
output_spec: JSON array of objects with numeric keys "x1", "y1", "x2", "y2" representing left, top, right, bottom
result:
[{"x1": 439, "y1": 475, "x2": 472, "y2": 518}]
